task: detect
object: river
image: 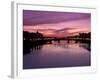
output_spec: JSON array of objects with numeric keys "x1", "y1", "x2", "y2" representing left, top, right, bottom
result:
[{"x1": 23, "y1": 40, "x2": 91, "y2": 69}]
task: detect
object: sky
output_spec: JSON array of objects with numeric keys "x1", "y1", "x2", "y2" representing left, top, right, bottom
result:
[{"x1": 23, "y1": 10, "x2": 91, "y2": 37}]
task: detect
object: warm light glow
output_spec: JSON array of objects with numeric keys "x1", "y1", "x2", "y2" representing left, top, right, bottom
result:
[{"x1": 23, "y1": 11, "x2": 90, "y2": 37}]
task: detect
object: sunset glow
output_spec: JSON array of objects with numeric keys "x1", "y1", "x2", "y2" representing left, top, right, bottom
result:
[
  {"x1": 23, "y1": 10, "x2": 91, "y2": 37},
  {"x1": 23, "y1": 10, "x2": 91, "y2": 69}
]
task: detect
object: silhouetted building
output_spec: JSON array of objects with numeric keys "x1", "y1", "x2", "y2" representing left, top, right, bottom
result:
[
  {"x1": 79, "y1": 32, "x2": 91, "y2": 39},
  {"x1": 23, "y1": 31, "x2": 43, "y2": 40}
]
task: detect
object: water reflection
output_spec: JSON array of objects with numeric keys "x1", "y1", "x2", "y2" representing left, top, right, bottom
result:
[
  {"x1": 23, "y1": 40, "x2": 91, "y2": 69},
  {"x1": 23, "y1": 40, "x2": 90, "y2": 54}
]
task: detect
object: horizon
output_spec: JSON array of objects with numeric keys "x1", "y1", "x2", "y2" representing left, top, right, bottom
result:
[{"x1": 23, "y1": 10, "x2": 91, "y2": 37}]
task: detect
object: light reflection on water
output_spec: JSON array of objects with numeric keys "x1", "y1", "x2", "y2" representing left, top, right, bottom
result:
[{"x1": 23, "y1": 40, "x2": 91, "y2": 69}]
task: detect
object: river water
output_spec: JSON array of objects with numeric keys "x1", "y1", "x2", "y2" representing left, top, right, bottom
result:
[{"x1": 23, "y1": 40, "x2": 91, "y2": 69}]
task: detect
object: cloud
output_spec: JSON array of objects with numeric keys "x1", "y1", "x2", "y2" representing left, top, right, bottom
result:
[{"x1": 23, "y1": 10, "x2": 91, "y2": 26}]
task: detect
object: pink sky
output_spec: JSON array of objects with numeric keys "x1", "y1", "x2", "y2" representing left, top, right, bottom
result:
[
  {"x1": 23, "y1": 10, "x2": 91, "y2": 37},
  {"x1": 24, "y1": 18, "x2": 90, "y2": 37}
]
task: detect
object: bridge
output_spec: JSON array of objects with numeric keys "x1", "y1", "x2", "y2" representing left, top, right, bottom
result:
[{"x1": 24, "y1": 37, "x2": 90, "y2": 44}]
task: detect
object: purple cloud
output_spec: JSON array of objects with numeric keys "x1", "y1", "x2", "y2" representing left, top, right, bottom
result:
[{"x1": 23, "y1": 10, "x2": 91, "y2": 26}]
